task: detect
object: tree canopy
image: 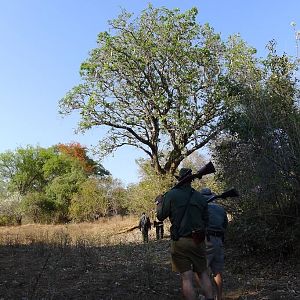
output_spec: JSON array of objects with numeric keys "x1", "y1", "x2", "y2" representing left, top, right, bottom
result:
[{"x1": 59, "y1": 5, "x2": 246, "y2": 175}]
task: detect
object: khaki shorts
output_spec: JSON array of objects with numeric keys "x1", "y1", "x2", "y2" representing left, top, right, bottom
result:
[{"x1": 170, "y1": 237, "x2": 207, "y2": 273}]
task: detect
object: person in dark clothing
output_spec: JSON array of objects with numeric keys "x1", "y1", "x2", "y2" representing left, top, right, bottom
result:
[
  {"x1": 139, "y1": 212, "x2": 151, "y2": 243},
  {"x1": 153, "y1": 219, "x2": 164, "y2": 240},
  {"x1": 156, "y1": 168, "x2": 214, "y2": 300},
  {"x1": 200, "y1": 187, "x2": 228, "y2": 300}
]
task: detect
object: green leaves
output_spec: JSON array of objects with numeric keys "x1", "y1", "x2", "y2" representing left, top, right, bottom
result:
[
  {"x1": 60, "y1": 6, "x2": 235, "y2": 175},
  {"x1": 212, "y1": 45, "x2": 300, "y2": 254},
  {"x1": 0, "y1": 145, "x2": 110, "y2": 223}
]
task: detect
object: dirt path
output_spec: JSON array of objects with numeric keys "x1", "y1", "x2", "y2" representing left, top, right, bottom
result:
[
  {"x1": 223, "y1": 246, "x2": 299, "y2": 299},
  {"x1": 0, "y1": 238, "x2": 299, "y2": 299}
]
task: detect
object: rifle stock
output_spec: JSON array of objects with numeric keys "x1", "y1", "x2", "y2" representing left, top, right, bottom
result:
[
  {"x1": 207, "y1": 188, "x2": 239, "y2": 203},
  {"x1": 173, "y1": 161, "x2": 216, "y2": 189}
]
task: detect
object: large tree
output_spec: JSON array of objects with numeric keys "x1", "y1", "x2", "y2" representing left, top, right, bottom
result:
[{"x1": 59, "y1": 6, "x2": 241, "y2": 175}]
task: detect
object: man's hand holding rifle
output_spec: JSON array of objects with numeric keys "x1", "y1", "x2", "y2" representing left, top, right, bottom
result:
[{"x1": 155, "y1": 162, "x2": 216, "y2": 300}]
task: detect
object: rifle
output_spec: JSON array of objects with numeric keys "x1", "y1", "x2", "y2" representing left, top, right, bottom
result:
[
  {"x1": 155, "y1": 162, "x2": 216, "y2": 204},
  {"x1": 173, "y1": 161, "x2": 216, "y2": 189},
  {"x1": 206, "y1": 188, "x2": 239, "y2": 203}
]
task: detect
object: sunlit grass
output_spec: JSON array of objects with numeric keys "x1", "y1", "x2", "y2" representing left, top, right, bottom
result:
[{"x1": 0, "y1": 215, "x2": 165, "y2": 246}]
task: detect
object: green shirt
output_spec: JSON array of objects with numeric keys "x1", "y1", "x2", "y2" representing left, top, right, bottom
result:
[{"x1": 157, "y1": 184, "x2": 209, "y2": 237}]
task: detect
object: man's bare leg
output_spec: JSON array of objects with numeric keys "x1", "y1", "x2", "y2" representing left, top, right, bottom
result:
[
  {"x1": 194, "y1": 271, "x2": 215, "y2": 299},
  {"x1": 181, "y1": 270, "x2": 196, "y2": 300},
  {"x1": 213, "y1": 272, "x2": 223, "y2": 300},
  {"x1": 196, "y1": 270, "x2": 214, "y2": 299}
]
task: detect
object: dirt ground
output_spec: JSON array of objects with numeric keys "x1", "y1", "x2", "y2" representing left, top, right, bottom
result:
[{"x1": 1, "y1": 236, "x2": 299, "y2": 300}]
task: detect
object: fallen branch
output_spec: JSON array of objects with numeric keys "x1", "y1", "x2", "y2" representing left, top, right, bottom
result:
[{"x1": 115, "y1": 225, "x2": 140, "y2": 235}]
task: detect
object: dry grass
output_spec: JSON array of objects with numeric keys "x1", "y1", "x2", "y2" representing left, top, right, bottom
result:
[
  {"x1": 0, "y1": 216, "x2": 180, "y2": 300},
  {"x1": 0, "y1": 216, "x2": 299, "y2": 300},
  {"x1": 0, "y1": 215, "x2": 160, "y2": 247}
]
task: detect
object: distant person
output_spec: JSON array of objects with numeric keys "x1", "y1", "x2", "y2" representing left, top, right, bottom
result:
[
  {"x1": 156, "y1": 168, "x2": 214, "y2": 300},
  {"x1": 153, "y1": 219, "x2": 164, "y2": 240},
  {"x1": 199, "y1": 188, "x2": 228, "y2": 300},
  {"x1": 138, "y1": 212, "x2": 151, "y2": 243}
]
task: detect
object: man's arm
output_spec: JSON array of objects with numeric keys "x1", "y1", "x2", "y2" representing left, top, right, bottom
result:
[{"x1": 156, "y1": 193, "x2": 170, "y2": 221}]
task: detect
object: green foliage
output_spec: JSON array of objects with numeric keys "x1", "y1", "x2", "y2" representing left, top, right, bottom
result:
[
  {"x1": 69, "y1": 179, "x2": 108, "y2": 222},
  {"x1": 69, "y1": 177, "x2": 127, "y2": 221},
  {"x1": 42, "y1": 151, "x2": 76, "y2": 180},
  {"x1": 59, "y1": 5, "x2": 243, "y2": 176},
  {"x1": 0, "y1": 146, "x2": 53, "y2": 195},
  {"x1": 227, "y1": 211, "x2": 300, "y2": 256},
  {"x1": 45, "y1": 168, "x2": 86, "y2": 222},
  {"x1": 22, "y1": 192, "x2": 56, "y2": 223},
  {"x1": 126, "y1": 158, "x2": 173, "y2": 215},
  {"x1": 0, "y1": 215, "x2": 12, "y2": 226},
  {"x1": 213, "y1": 43, "x2": 300, "y2": 254},
  {"x1": 0, "y1": 145, "x2": 109, "y2": 224}
]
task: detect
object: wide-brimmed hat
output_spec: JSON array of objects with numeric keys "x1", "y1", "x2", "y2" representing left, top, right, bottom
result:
[{"x1": 175, "y1": 168, "x2": 192, "y2": 181}]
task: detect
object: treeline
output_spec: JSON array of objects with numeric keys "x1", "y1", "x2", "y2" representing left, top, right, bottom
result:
[
  {"x1": 0, "y1": 144, "x2": 214, "y2": 225},
  {"x1": 0, "y1": 143, "x2": 184, "y2": 225},
  {"x1": 0, "y1": 143, "x2": 124, "y2": 224}
]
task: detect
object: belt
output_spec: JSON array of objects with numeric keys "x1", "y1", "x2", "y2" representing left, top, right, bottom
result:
[{"x1": 207, "y1": 230, "x2": 224, "y2": 237}]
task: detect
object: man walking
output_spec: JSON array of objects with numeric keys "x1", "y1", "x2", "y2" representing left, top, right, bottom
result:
[
  {"x1": 153, "y1": 218, "x2": 164, "y2": 240},
  {"x1": 156, "y1": 168, "x2": 214, "y2": 300},
  {"x1": 200, "y1": 188, "x2": 228, "y2": 300},
  {"x1": 139, "y1": 212, "x2": 151, "y2": 243}
]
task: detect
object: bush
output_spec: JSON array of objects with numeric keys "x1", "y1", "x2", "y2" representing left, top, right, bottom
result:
[
  {"x1": 22, "y1": 192, "x2": 57, "y2": 223},
  {"x1": 0, "y1": 215, "x2": 13, "y2": 226}
]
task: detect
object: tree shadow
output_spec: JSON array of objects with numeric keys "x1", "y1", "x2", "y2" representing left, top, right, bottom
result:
[{"x1": 0, "y1": 239, "x2": 180, "y2": 300}]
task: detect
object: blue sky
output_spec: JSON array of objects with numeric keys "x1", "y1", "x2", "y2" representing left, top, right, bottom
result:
[{"x1": 0, "y1": 0, "x2": 299, "y2": 185}]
